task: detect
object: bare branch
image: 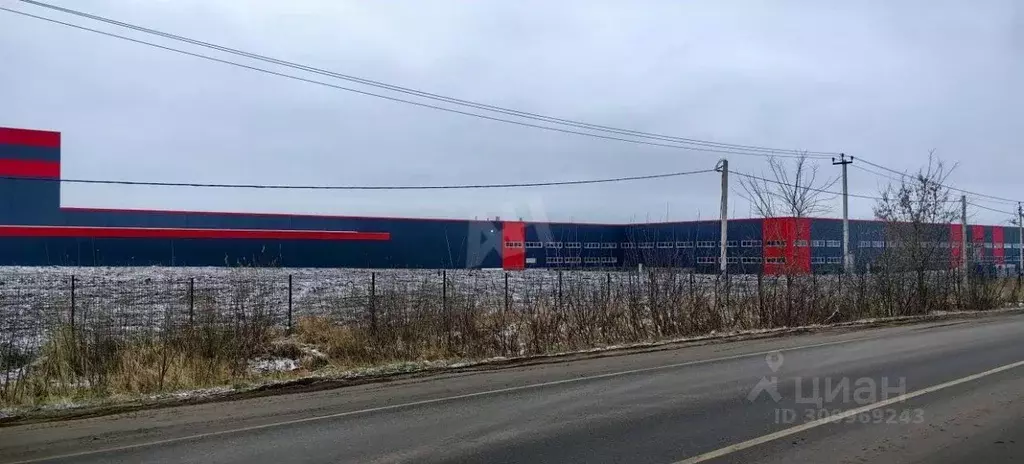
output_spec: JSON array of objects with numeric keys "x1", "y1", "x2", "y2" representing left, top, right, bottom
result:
[{"x1": 740, "y1": 154, "x2": 839, "y2": 218}]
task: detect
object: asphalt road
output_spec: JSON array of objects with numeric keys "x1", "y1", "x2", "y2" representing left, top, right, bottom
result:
[{"x1": 3, "y1": 313, "x2": 1024, "y2": 464}]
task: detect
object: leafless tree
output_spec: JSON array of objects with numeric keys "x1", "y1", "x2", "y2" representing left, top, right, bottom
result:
[
  {"x1": 738, "y1": 154, "x2": 839, "y2": 217},
  {"x1": 872, "y1": 153, "x2": 959, "y2": 313}
]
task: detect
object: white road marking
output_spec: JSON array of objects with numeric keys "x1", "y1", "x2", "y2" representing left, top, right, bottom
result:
[
  {"x1": 9, "y1": 335, "x2": 876, "y2": 463},
  {"x1": 672, "y1": 358, "x2": 1024, "y2": 464}
]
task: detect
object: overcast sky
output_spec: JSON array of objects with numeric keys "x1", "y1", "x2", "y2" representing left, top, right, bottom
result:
[{"x1": 2, "y1": 0, "x2": 1021, "y2": 224}]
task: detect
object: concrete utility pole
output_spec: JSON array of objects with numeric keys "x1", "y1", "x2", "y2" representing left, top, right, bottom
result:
[
  {"x1": 961, "y1": 195, "x2": 968, "y2": 288},
  {"x1": 832, "y1": 154, "x2": 853, "y2": 273},
  {"x1": 716, "y1": 159, "x2": 729, "y2": 275},
  {"x1": 1018, "y1": 203, "x2": 1023, "y2": 276}
]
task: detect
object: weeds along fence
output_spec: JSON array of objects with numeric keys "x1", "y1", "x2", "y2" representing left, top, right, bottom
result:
[{"x1": 1, "y1": 267, "x2": 1019, "y2": 406}]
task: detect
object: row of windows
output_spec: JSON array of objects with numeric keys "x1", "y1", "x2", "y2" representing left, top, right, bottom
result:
[
  {"x1": 547, "y1": 256, "x2": 618, "y2": 265},
  {"x1": 696, "y1": 257, "x2": 791, "y2": 264},
  {"x1": 691, "y1": 256, "x2": 847, "y2": 265},
  {"x1": 512, "y1": 240, "x2": 1024, "y2": 250},
  {"x1": 515, "y1": 240, "x2": 827, "y2": 250},
  {"x1": 856, "y1": 241, "x2": 1023, "y2": 249}
]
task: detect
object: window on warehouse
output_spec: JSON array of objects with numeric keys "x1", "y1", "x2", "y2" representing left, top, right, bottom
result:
[
  {"x1": 584, "y1": 242, "x2": 601, "y2": 249},
  {"x1": 657, "y1": 242, "x2": 673, "y2": 248},
  {"x1": 676, "y1": 241, "x2": 694, "y2": 248},
  {"x1": 566, "y1": 242, "x2": 581, "y2": 249},
  {"x1": 811, "y1": 240, "x2": 826, "y2": 247},
  {"x1": 827, "y1": 240, "x2": 841, "y2": 247}
]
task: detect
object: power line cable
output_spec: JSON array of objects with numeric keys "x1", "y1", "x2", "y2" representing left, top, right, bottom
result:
[
  {"x1": 968, "y1": 202, "x2": 1015, "y2": 216},
  {"x1": 728, "y1": 170, "x2": 883, "y2": 201},
  {"x1": 856, "y1": 157, "x2": 1020, "y2": 205},
  {"x1": 5, "y1": 2, "x2": 832, "y2": 160},
  {"x1": 850, "y1": 163, "x2": 905, "y2": 184},
  {"x1": 14, "y1": 2, "x2": 1023, "y2": 209},
  {"x1": 1, "y1": 169, "x2": 715, "y2": 190},
  {"x1": 852, "y1": 163, "x2": 1005, "y2": 208}
]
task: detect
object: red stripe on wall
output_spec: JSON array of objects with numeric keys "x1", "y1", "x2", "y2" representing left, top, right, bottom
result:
[
  {"x1": 0, "y1": 225, "x2": 390, "y2": 241},
  {"x1": 993, "y1": 227, "x2": 1005, "y2": 264},
  {"x1": 502, "y1": 221, "x2": 526, "y2": 270},
  {"x1": 762, "y1": 217, "x2": 810, "y2": 275},
  {"x1": 972, "y1": 225, "x2": 985, "y2": 264},
  {"x1": 0, "y1": 128, "x2": 61, "y2": 148},
  {"x1": 0, "y1": 159, "x2": 60, "y2": 178}
]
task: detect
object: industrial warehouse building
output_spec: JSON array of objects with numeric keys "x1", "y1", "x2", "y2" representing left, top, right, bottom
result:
[{"x1": 1, "y1": 127, "x2": 1019, "y2": 273}]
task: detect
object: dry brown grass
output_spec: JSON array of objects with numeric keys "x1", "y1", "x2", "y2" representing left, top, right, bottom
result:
[
  {"x1": 294, "y1": 316, "x2": 372, "y2": 366},
  {"x1": 2, "y1": 317, "x2": 281, "y2": 407},
  {"x1": 3, "y1": 268, "x2": 1019, "y2": 410}
]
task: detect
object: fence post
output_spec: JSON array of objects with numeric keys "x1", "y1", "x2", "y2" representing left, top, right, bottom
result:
[
  {"x1": 70, "y1": 275, "x2": 76, "y2": 332},
  {"x1": 442, "y1": 270, "x2": 449, "y2": 351},
  {"x1": 504, "y1": 272, "x2": 510, "y2": 313},
  {"x1": 370, "y1": 271, "x2": 377, "y2": 334},
  {"x1": 287, "y1": 274, "x2": 293, "y2": 335},
  {"x1": 606, "y1": 272, "x2": 612, "y2": 304},
  {"x1": 188, "y1": 277, "x2": 195, "y2": 325},
  {"x1": 558, "y1": 270, "x2": 563, "y2": 311},
  {"x1": 724, "y1": 273, "x2": 731, "y2": 315}
]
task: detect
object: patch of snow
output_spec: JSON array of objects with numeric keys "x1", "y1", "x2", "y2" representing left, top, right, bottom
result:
[
  {"x1": 149, "y1": 386, "x2": 236, "y2": 402},
  {"x1": 248, "y1": 358, "x2": 299, "y2": 374}
]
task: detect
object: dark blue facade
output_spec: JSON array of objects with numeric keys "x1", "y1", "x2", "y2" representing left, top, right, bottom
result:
[{"x1": 2, "y1": 126, "x2": 1022, "y2": 272}]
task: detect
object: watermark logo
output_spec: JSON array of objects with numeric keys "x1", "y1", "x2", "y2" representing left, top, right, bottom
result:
[
  {"x1": 748, "y1": 351, "x2": 924, "y2": 424},
  {"x1": 747, "y1": 351, "x2": 783, "y2": 403}
]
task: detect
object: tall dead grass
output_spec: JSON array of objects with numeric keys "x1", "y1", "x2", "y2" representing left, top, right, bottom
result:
[{"x1": 2, "y1": 267, "x2": 1018, "y2": 409}]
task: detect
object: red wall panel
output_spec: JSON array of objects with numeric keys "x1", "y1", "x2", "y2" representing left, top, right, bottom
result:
[
  {"x1": 0, "y1": 127, "x2": 61, "y2": 148},
  {"x1": 0, "y1": 225, "x2": 390, "y2": 241},
  {"x1": 0, "y1": 159, "x2": 60, "y2": 178},
  {"x1": 973, "y1": 225, "x2": 985, "y2": 264},
  {"x1": 993, "y1": 227, "x2": 1005, "y2": 264},
  {"x1": 763, "y1": 218, "x2": 810, "y2": 275},
  {"x1": 502, "y1": 221, "x2": 526, "y2": 270}
]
